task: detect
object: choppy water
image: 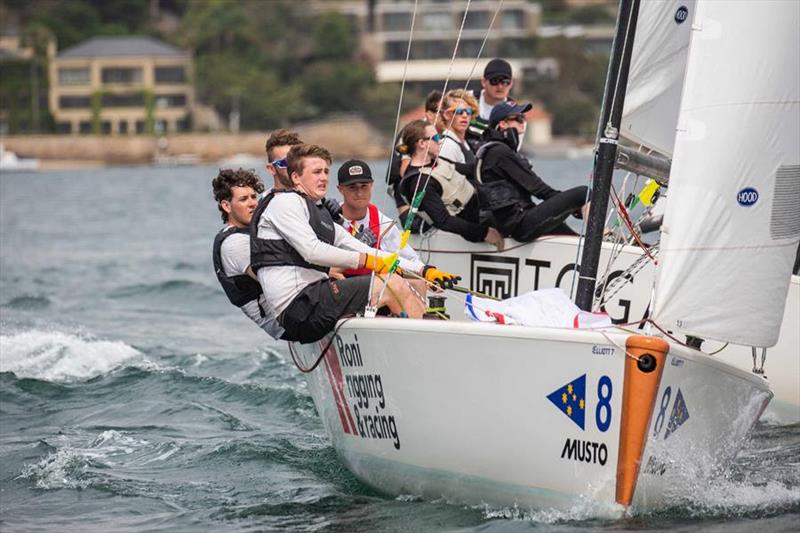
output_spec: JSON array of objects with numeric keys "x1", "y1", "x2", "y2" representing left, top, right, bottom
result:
[{"x1": 1, "y1": 162, "x2": 798, "y2": 532}]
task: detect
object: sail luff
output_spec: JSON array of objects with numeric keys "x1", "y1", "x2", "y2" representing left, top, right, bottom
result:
[{"x1": 651, "y1": 0, "x2": 800, "y2": 347}]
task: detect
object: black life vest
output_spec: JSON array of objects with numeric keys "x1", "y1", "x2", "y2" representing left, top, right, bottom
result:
[
  {"x1": 474, "y1": 139, "x2": 530, "y2": 212},
  {"x1": 250, "y1": 190, "x2": 336, "y2": 274},
  {"x1": 213, "y1": 226, "x2": 263, "y2": 308}
]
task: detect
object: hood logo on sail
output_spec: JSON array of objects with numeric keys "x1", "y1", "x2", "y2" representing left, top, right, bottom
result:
[
  {"x1": 674, "y1": 6, "x2": 689, "y2": 24},
  {"x1": 737, "y1": 187, "x2": 759, "y2": 207}
]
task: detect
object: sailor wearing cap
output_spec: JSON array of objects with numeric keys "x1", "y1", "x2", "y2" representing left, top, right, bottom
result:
[
  {"x1": 335, "y1": 159, "x2": 425, "y2": 277},
  {"x1": 475, "y1": 101, "x2": 590, "y2": 243},
  {"x1": 250, "y1": 144, "x2": 459, "y2": 343},
  {"x1": 466, "y1": 58, "x2": 515, "y2": 151}
]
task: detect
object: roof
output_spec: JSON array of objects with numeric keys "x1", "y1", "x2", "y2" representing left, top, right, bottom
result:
[{"x1": 58, "y1": 36, "x2": 187, "y2": 59}]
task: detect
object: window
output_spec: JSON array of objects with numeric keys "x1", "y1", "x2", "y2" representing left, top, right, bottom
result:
[
  {"x1": 420, "y1": 12, "x2": 452, "y2": 32},
  {"x1": 155, "y1": 94, "x2": 187, "y2": 108},
  {"x1": 154, "y1": 66, "x2": 186, "y2": 84},
  {"x1": 102, "y1": 93, "x2": 145, "y2": 107},
  {"x1": 101, "y1": 121, "x2": 112, "y2": 134},
  {"x1": 457, "y1": 39, "x2": 483, "y2": 58},
  {"x1": 119, "y1": 120, "x2": 129, "y2": 134},
  {"x1": 101, "y1": 67, "x2": 143, "y2": 84},
  {"x1": 58, "y1": 68, "x2": 90, "y2": 86},
  {"x1": 464, "y1": 11, "x2": 490, "y2": 30},
  {"x1": 501, "y1": 10, "x2": 525, "y2": 31},
  {"x1": 382, "y1": 13, "x2": 412, "y2": 31},
  {"x1": 79, "y1": 121, "x2": 92, "y2": 134},
  {"x1": 59, "y1": 96, "x2": 91, "y2": 109}
]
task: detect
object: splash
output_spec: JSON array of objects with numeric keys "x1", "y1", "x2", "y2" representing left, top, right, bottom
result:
[{"x1": 0, "y1": 329, "x2": 141, "y2": 381}]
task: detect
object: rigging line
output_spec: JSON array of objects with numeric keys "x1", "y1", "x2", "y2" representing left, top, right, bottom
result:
[
  {"x1": 374, "y1": 0, "x2": 474, "y2": 308},
  {"x1": 457, "y1": 0, "x2": 504, "y2": 94},
  {"x1": 384, "y1": 0, "x2": 419, "y2": 185},
  {"x1": 409, "y1": 0, "x2": 473, "y2": 204}
]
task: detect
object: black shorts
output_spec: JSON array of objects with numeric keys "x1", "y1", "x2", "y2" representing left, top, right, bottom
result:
[{"x1": 279, "y1": 276, "x2": 372, "y2": 343}]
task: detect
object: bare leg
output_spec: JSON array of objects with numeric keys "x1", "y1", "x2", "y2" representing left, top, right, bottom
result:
[{"x1": 370, "y1": 274, "x2": 425, "y2": 318}]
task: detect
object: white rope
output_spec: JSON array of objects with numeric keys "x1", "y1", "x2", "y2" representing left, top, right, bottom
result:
[{"x1": 384, "y1": 0, "x2": 419, "y2": 185}]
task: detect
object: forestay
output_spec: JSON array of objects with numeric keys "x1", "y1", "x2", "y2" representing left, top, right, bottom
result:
[
  {"x1": 619, "y1": 0, "x2": 695, "y2": 157},
  {"x1": 652, "y1": 0, "x2": 800, "y2": 347}
]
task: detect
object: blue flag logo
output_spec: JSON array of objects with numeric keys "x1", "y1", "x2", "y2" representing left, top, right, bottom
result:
[
  {"x1": 665, "y1": 388, "x2": 690, "y2": 439},
  {"x1": 547, "y1": 374, "x2": 586, "y2": 430}
]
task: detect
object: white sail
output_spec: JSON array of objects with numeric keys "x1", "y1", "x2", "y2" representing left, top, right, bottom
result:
[
  {"x1": 620, "y1": 0, "x2": 696, "y2": 156},
  {"x1": 652, "y1": 0, "x2": 800, "y2": 347}
]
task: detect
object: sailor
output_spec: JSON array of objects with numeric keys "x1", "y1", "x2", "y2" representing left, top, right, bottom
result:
[
  {"x1": 465, "y1": 58, "x2": 514, "y2": 151},
  {"x1": 251, "y1": 143, "x2": 459, "y2": 343},
  {"x1": 335, "y1": 159, "x2": 426, "y2": 289},
  {"x1": 265, "y1": 129, "x2": 303, "y2": 192},
  {"x1": 389, "y1": 90, "x2": 444, "y2": 232},
  {"x1": 477, "y1": 101, "x2": 590, "y2": 243},
  {"x1": 439, "y1": 89, "x2": 478, "y2": 171},
  {"x1": 397, "y1": 119, "x2": 504, "y2": 250},
  {"x1": 211, "y1": 168, "x2": 285, "y2": 339}
]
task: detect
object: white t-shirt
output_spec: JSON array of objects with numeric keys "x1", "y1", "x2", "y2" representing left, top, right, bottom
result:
[
  {"x1": 256, "y1": 193, "x2": 423, "y2": 316},
  {"x1": 342, "y1": 205, "x2": 424, "y2": 271},
  {"x1": 219, "y1": 228, "x2": 285, "y2": 339},
  {"x1": 478, "y1": 90, "x2": 495, "y2": 121},
  {"x1": 439, "y1": 129, "x2": 471, "y2": 165}
]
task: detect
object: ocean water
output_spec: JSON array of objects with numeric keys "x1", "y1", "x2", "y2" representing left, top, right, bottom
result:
[{"x1": 1, "y1": 162, "x2": 798, "y2": 532}]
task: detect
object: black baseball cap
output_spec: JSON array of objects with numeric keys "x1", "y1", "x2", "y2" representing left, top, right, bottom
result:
[
  {"x1": 489, "y1": 101, "x2": 533, "y2": 128},
  {"x1": 483, "y1": 58, "x2": 512, "y2": 80},
  {"x1": 337, "y1": 159, "x2": 374, "y2": 185}
]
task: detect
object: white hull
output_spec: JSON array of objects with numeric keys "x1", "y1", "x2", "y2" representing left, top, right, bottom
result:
[
  {"x1": 293, "y1": 320, "x2": 771, "y2": 511},
  {"x1": 410, "y1": 233, "x2": 800, "y2": 423}
]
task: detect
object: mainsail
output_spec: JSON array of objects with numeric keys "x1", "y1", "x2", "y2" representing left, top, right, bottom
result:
[
  {"x1": 652, "y1": 0, "x2": 800, "y2": 347},
  {"x1": 620, "y1": 0, "x2": 695, "y2": 157}
]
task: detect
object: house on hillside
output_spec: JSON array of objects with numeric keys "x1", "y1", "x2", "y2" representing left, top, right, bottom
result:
[{"x1": 48, "y1": 36, "x2": 194, "y2": 135}]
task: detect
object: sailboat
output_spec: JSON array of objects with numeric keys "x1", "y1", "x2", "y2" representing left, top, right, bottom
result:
[
  {"x1": 404, "y1": 0, "x2": 800, "y2": 423},
  {"x1": 290, "y1": 0, "x2": 798, "y2": 511}
]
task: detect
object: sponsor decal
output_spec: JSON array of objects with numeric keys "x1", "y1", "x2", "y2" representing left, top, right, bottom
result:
[
  {"x1": 670, "y1": 356, "x2": 685, "y2": 367},
  {"x1": 560, "y1": 438, "x2": 608, "y2": 465},
  {"x1": 325, "y1": 334, "x2": 402, "y2": 450},
  {"x1": 652, "y1": 385, "x2": 690, "y2": 439},
  {"x1": 665, "y1": 388, "x2": 690, "y2": 439},
  {"x1": 547, "y1": 375, "x2": 587, "y2": 430},
  {"x1": 675, "y1": 5, "x2": 689, "y2": 24},
  {"x1": 737, "y1": 187, "x2": 759, "y2": 207},
  {"x1": 643, "y1": 455, "x2": 668, "y2": 476},
  {"x1": 592, "y1": 345, "x2": 614, "y2": 356},
  {"x1": 470, "y1": 254, "x2": 519, "y2": 299}
]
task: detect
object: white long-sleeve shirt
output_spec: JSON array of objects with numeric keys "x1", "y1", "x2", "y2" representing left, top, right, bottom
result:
[
  {"x1": 256, "y1": 193, "x2": 422, "y2": 316},
  {"x1": 219, "y1": 230, "x2": 285, "y2": 339},
  {"x1": 439, "y1": 129, "x2": 472, "y2": 165}
]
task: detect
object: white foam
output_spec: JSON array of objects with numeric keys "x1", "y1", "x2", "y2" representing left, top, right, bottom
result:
[{"x1": 0, "y1": 329, "x2": 141, "y2": 381}]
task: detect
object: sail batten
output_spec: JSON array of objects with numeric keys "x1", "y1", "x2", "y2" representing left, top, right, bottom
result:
[{"x1": 652, "y1": 0, "x2": 800, "y2": 348}]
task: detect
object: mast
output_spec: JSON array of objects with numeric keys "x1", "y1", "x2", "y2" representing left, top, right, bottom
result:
[{"x1": 575, "y1": 0, "x2": 641, "y2": 311}]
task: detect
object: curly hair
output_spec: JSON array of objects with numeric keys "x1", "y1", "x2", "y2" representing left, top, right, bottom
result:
[
  {"x1": 265, "y1": 129, "x2": 303, "y2": 161},
  {"x1": 212, "y1": 168, "x2": 265, "y2": 222},
  {"x1": 286, "y1": 144, "x2": 332, "y2": 178},
  {"x1": 442, "y1": 89, "x2": 478, "y2": 114}
]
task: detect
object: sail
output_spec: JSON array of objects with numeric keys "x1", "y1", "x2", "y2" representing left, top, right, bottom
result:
[
  {"x1": 652, "y1": 0, "x2": 800, "y2": 347},
  {"x1": 619, "y1": 0, "x2": 696, "y2": 157}
]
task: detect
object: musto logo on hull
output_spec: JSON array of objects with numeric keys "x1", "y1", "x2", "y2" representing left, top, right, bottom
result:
[
  {"x1": 319, "y1": 334, "x2": 401, "y2": 450},
  {"x1": 547, "y1": 373, "x2": 612, "y2": 466}
]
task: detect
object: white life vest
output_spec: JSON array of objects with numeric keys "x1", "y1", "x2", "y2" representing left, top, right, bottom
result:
[{"x1": 420, "y1": 157, "x2": 475, "y2": 217}]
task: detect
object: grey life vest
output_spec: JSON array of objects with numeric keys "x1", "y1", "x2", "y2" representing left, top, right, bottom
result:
[
  {"x1": 250, "y1": 190, "x2": 336, "y2": 274},
  {"x1": 474, "y1": 140, "x2": 529, "y2": 211},
  {"x1": 213, "y1": 226, "x2": 263, "y2": 308},
  {"x1": 402, "y1": 158, "x2": 475, "y2": 226}
]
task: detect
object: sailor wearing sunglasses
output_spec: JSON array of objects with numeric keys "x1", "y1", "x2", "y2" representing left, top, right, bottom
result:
[
  {"x1": 466, "y1": 58, "x2": 514, "y2": 151},
  {"x1": 439, "y1": 89, "x2": 479, "y2": 170}
]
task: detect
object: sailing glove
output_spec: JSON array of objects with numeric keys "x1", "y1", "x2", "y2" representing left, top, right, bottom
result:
[
  {"x1": 320, "y1": 197, "x2": 343, "y2": 224},
  {"x1": 423, "y1": 266, "x2": 460, "y2": 289},
  {"x1": 361, "y1": 252, "x2": 400, "y2": 276}
]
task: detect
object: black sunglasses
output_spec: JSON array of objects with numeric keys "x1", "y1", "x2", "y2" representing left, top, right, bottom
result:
[{"x1": 489, "y1": 77, "x2": 511, "y2": 86}]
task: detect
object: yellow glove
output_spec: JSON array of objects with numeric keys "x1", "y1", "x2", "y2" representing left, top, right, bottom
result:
[
  {"x1": 423, "y1": 266, "x2": 461, "y2": 289},
  {"x1": 362, "y1": 252, "x2": 399, "y2": 275}
]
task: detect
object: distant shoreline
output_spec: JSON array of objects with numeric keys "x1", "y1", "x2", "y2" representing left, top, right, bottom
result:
[{"x1": 3, "y1": 116, "x2": 593, "y2": 171}]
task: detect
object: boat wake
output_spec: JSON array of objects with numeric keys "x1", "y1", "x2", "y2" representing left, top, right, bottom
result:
[{"x1": 0, "y1": 329, "x2": 143, "y2": 381}]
